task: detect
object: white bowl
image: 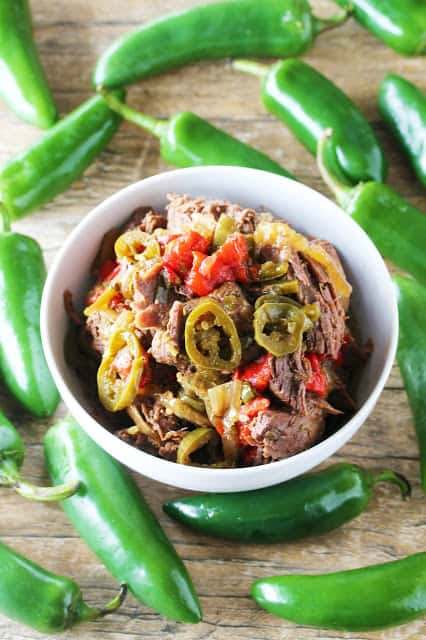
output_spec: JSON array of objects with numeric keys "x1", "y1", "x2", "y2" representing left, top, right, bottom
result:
[{"x1": 41, "y1": 166, "x2": 398, "y2": 492}]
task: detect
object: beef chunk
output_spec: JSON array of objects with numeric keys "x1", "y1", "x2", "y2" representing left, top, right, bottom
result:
[
  {"x1": 167, "y1": 301, "x2": 184, "y2": 349},
  {"x1": 269, "y1": 348, "x2": 311, "y2": 413},
  {"x1": 135, "y1": 303, "x2": 169, "y2": 331},
  {"x1": 136, "y1": 397, "x2": 189, "y2": 461},
  {"x1": 86, "y1": 311, "x2": 112, "y2": 355},
  {"x1": 150, "y1": 330, "x2": 179, "y2": 366},
  {"x1": 288, "y1": 249, "x2": 347, "y2": 360},
  {"x1": 123, "y1": 206, "x2": 167, "y2": 233},
  {"x1": 209, "y1": 282, "x2": 253, "y2": 335},
  {"x1": 133, "y1": 261, "x2": 162, "y2": 310},
  {"x1": 249, "y1": 402, "x2": 325, "y2": 462}
]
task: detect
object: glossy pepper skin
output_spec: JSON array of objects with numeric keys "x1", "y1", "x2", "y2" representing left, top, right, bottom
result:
[
  {"x1": 93, "y1": 0, "x2": 349, "y2": 89},
  {"x1": 334, "y1": 0, "x2": 426, "y2": 56},
  {"x1": 0, "y1": 91, "x2": 124, "y2": 221},
  {"x1": 0, "y1": 212, "x2": 59, "y2": 417},
  {"x1": 318, "y1": 130, "x2": 426, "y2": 286},
  {"x1": 379, "y1": 74, "x2": 426, "y2": 187},
  {"x1": 44, "y1": 417, "x2": 202, "y2": 624},
  {"x1": 0, "y1": 540, "x2": 126, "y2": 633},
  {"x1": 102, "y1": 93, "x2": 294, "y2": 179},
  {"x1": 233, "y1": 58, "x2": 387, "y2": 185},
  {"x1": 163, "y1": 463, "x2": 410, "y2": 543},
  {"x1": 252, "y1": 554, "x2": 426, "y2": 631},
  {"x1": 0, "y1": 0, "x2": 57, "y2": 128},
  {"x1": 393, "y1": 275, "x2": 426, "y2": 494},
  {"x1": 0, "y1": 408, "x2": 78, "y2": 501}
]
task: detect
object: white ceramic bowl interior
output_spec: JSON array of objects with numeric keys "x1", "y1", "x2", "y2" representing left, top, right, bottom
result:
[{"x1": 41, "y1": 166, "x2": 398, "y2": 492}]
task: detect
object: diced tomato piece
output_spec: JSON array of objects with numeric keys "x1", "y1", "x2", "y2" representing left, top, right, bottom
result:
[
  {"x1": 234, "y1": 353, "x2": 273, "y2": 393},
  {"x1": 110, "y1": 293, "x2": 125, "y2": 311},
  {"x1": 157, "y1": 233, "x2": 180, "y2": 250},
  {"x1": 163, "y1": 231, "x2": 210, "y2": 278},
  {"x1": 305, "y1": 353, "x2": 328, "y2": 398},
  {"x1": 162, "y1": 263, "x2": 181, "y2": 286},
  {"x1": 214, "y1": 420, "x2": 225, "y2": 436},
  {"x1": 99, "y1": 259, "x2": 121, "y2": 282}
]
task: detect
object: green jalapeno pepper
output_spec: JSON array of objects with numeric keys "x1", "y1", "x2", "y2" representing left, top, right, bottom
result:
[
  {"x1": 254, "y1": 301, "x2": 306, "y2": 356},
  {"x1": 44, "y1": 417, "x2": 202, "y2": 624},
  {"x1": 334, "y1": 0, "x2": 426, "y2": 56},
  {"x1": 185, "y1": 299, "x2": 242, "y2": 371},
  {"x1": 97, "y1": 311, "x2": 146, "y2": 412},
  {"x1": 0, "y1": 91, "x2": 124, "y2": 221},
  {"x1": 101, "y1": 93, "x2": 294, "y2": 179},
  {"x1": 379, "y1": 74, "x2": 426, "y2": 187},
  {"x1": 0, "y1": 408, "x2": 78, "y2": 501},
  {"x1": 318, "y1": 129, "x2": 426, "y2": 286},
  {"x1": 0, "y1": 0, "x2": 57, "y2": 128},
  {"x1": 177, "y1": 427, "x2": 219, "y2": 465},
  {"x1": 94, "y1": 0, "x2": 349, "y2": 89},
  {"x1": 253, "y1": 553, "x2": 426, "y2": 630},
  {"x1": 164, "y1": 463, "x2": 409, "y2": 542},
  {"x1": 0, "y1": 539, "x2": 126, "y2": 633},
  {"x1": 0, "y1": 210, "x2": 59, "y2": 417},
  {"x1": 233, "y1": 58, "x2": 387, "y2": 185},
  {"x1": 393, "y1": 275, "x2": 426, "y2": 494}
]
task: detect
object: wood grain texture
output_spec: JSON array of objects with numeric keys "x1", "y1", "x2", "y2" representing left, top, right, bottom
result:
[{"x1": 0, "y1": 1, "x2": 425, "y2": 638}]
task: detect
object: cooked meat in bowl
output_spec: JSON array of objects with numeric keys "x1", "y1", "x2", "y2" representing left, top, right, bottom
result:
[{"x1": 67, "y1": 193, "x2": 369, "y2": 468}]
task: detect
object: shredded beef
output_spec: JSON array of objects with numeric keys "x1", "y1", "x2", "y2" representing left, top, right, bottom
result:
[
  {"x1": 123, "y1": 206, "x2": 167, "y2": 233},
  {"x1": 86, "y1": 311, "x2": 111, "y2": 355},
  {"x1": 209, "y1": 282, "x2": 253, "y2": 335},
  {"x1": 135, "y1": 303, "x2": 169, "y2": 331},
  {"x1": 249, "y1": 401, "x2": 325, "y2": 462},
  {"x1": 167, "y1": 301, "x2": 184, "y2": 349},
  {"x1": 288, "y1": 250, "x2": 347, "y2": 360},
  {"x1": 133, "y1": 261, "x2": 162, "y2": 310},
  {"x1": 269, "y1": 348, "x2": 311, "y2": 414},
  {"x1": 135, "y1": 397, "x2": 189, "y2": 461}
]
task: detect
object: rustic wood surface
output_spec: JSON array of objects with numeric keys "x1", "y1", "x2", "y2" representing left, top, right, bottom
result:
[{"x1": 0, "y1": 1, "x2": 425, "y2": 638}]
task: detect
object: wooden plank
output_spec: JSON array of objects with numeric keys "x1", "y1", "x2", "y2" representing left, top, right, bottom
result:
[{"x1": 0, "y1": 0, "x2": 425, "y2": 638}]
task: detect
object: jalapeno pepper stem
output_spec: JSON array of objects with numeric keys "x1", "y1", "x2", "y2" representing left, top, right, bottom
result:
[
  {"x1": 79, "y1": 584, "x2": 128, "y2": 623},
  {"x1": 0, "y1": 204, "x2": 11, "y2": 233},
  {"x1": 0, "y1": 458, "x2": 79, "y2": 502},
  {"x1": 313, "y1": 6, "x2": 352, "y2": 35},
  {"x1": 232, "y1": 59, "x2": 269, "y2": 78},
  {"x1": 371, "y1": 469, "x2": 412, "y2": 500},
  {"x1": 317, "y1": 129, "x2": 354, "y2": 209},
  {"x1": 101, "y1": 91, "x2": 168, "y2": 138}
]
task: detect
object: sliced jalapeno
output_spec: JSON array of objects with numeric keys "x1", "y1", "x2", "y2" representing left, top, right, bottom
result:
[
  {"x1": 255, "y1": 293, "x2": 300, "y2": 310},
  {"x1": 260, "y1": 279, "x2": 300, "y2": 296},
  {"x1": 254, "y1": 302, "x2": 306, "y2": 356},
  {"x1": 97, "y1": 311, "x2": 145, "y2": 411},
  {"x1": 258, "y1": 261, "x2": 289, "y2": 280},
  {"x1": 115, "y1": 229, "x2": 160, "y2": 261},
  {"x1": 185, "y1": 300, "x2": 241, "y2": 371},
  {"x1": 84, "y1": 286, "x2": 119, "y2": 320},
  {"x1": 177, "y1": 428, "x2": 219, "y2": 465}
]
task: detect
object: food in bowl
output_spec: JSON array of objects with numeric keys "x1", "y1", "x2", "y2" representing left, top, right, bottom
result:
[{"x1": 66, "y1": 193, "x2": 369, "y2": 468}]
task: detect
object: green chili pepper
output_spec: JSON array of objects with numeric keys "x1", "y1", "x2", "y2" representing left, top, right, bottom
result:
[
  {"x1": 254, "y1": 301, "x2": 306, "y2": 356},
  {"x1": 393, "y1": 275, "x2": 426, "y2": 494},
  {"x1": 0, "y1": 91, "x2": 124, "y2": 221},
  {"x1": 233, "y1": 58, "x2": 387, "y2": 185},
  {"x1": 318, "y1": 129, "x2": 426, "y2": 286},
  {"x1": 0, "y1": 539, "x2": 126, "y2": 633},
  {"x1": 0, "y1": 210, "x2": 59, "y2": 417},
  {"x1": 44, "y1": 417, "x2": 202, "y2": 624},
  {"x1": 379, "y1": 74, "x2": 426, "y2": 187},
  {"x1": 0, "y1": 408, "x2": 78, "y2": 501},
  {"x1": 253, "y1": 553, "x2": 426, "y2": 630},
  {"x1": 0, "y1": 0, "x2": 57, "y2": 129},
  {"x1": 213, "y1": 215, "x2": 238, "y2": 249},
  {"x1": 177, "y1": 428, "x2": 219, "y2": 465},
  {"x1": 185, "y1": 300, "x2": 242, "y2": 371},
  {"x1": 334, "y1": 0, "x2": 426, "y2": 56},
  {"x1": 101, "y1": 93, "x2": 293, "y2": 179},
  {"x1": 164, "y1": 463, "x2": 409, "y2": 542},
  {"x1": 94, "y1": 0, "x2": 349, "y2": 90}
]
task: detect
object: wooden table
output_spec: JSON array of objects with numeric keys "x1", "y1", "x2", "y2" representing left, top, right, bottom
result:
[{"x1": 1, "y1": 1, "x2": 425, "y2": 638}]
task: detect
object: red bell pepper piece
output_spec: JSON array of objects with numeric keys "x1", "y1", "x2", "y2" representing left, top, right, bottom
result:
[
  {"x1": 237, "y1": 397, "x2": 271, "y2": 445},
  {"x1": 185, "y1": 251, "x2": 212, "y2": 296},
  {"x1": 99, "y1": 259, "x2": 121, "y2": 282},
  {"x1": 305, "y1": 353, "x2": 328, "y2": 398},
  {"x1": 163, "y1": 231, "x2": 210, "y2": 278},
  {"x1": 234, "y1": 353, "x2": 273, "y2": 393}
]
